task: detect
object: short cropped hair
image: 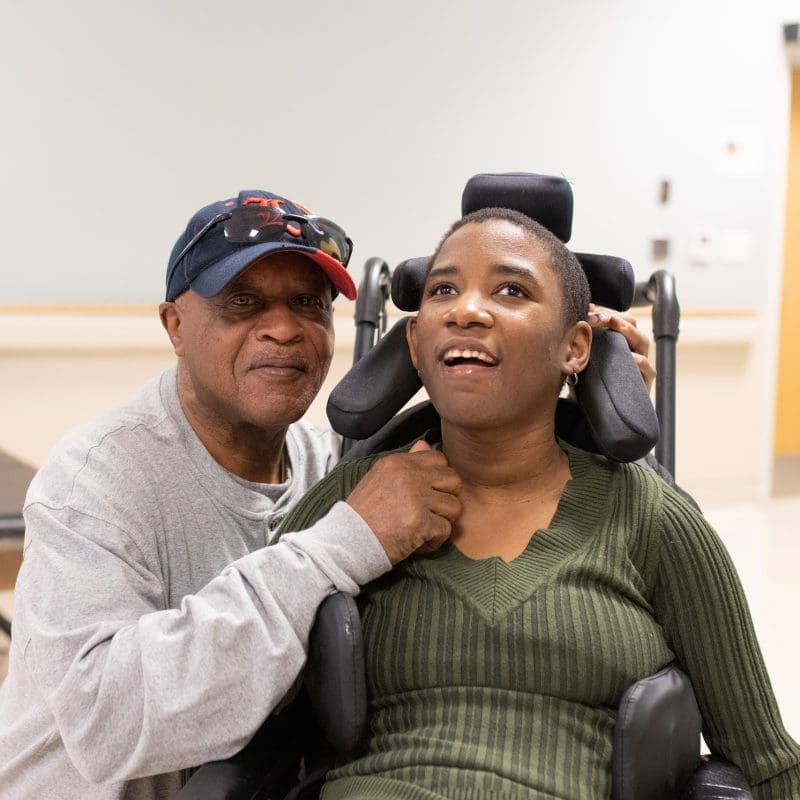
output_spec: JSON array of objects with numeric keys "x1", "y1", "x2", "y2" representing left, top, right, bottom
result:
[{"x1": 430, "y1": 207, "x2": 591, "y2": 328}]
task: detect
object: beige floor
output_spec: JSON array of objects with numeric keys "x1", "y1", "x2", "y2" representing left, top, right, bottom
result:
[{"x1": 1, "y1": 496, "x2": 799, "y2": 746}]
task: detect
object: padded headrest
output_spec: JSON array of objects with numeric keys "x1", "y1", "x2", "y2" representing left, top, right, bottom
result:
[
  {"x1": 462, "y1": 173, "x2": 573, "y2": 243},
  {"x1": 327, "y1": 319, "x2": 421, "y2": 436},
  {"x1": 327, "y1": 171, "x2": 658, "y2": 462},
  {"x1": 391, "y1": 253, "x2": 635, "y2": 313}
]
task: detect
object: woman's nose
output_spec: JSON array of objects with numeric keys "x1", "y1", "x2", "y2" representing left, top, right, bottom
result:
[{"x1": 445, "y1": 291, "x2": 493, "y2": 327}]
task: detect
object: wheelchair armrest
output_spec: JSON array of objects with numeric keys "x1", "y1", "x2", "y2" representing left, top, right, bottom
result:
[
  {"x1": 680, "y1": 756, "x2": 753, "y2": 799},
  {"x1": 305, "y1": 592, "x2": 368, "y2": 757},
  {"x1": 612, "y1": 664, "x2": 702, "y2": 800}
]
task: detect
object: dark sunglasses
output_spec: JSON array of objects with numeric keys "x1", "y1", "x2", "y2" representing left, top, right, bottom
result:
[{"x1": 168, "y1": 205, "x2": 353, "y2": 290}]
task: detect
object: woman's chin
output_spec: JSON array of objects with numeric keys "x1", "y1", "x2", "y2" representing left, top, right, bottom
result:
[{"x1": 435, "y1": 402, "x2": 508, "y2": 432}]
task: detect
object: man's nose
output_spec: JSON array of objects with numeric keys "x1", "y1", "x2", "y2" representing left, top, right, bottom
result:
[{"x1": 253, "y1": 304, "x2": 303, "y2": 343}]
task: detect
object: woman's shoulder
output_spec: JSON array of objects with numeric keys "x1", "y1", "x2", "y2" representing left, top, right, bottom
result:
[{"x1": 560, "y1": 439, "x2": 666, "y2": 503}]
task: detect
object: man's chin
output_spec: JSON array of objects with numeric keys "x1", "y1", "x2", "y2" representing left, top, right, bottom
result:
[{"x1": 241, "y1": 391, "x2": 319, "y2": 430}]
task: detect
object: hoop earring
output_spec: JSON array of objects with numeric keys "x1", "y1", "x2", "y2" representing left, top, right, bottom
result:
[{"x1": 566, "y1": 371, "x2": 579, "y2": 387}]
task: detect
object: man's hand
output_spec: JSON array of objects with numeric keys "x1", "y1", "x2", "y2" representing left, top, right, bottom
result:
[
  {"x1": 588, "y1": 303, "x2": 656, "y2": 392},
  {"x1": 346, "y1": 440, "x2": 462, "y2": 564}
]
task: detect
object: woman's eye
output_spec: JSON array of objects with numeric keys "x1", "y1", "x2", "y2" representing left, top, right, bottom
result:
[
  {"x1": 428, "y1": 283, "x2": 456, "y2": 297},
  {"x1": 497, "y1": 283, "x2": 527, "y2": 298}
]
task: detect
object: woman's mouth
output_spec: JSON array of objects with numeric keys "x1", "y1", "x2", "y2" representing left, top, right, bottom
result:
[{"x1": 442, "y1": 348, "x2": 498, "y2": 367}]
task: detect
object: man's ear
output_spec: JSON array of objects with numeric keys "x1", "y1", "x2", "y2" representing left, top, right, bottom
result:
[
  {"x1": 563, "y1": 320, "x2": 592, "y2": 377},
  {"x1": 405, "y1": 316, "x2": 419, "y2": 371},
  {"x1": 159, "y1": 302, "x2": 185, "y2": 357}
]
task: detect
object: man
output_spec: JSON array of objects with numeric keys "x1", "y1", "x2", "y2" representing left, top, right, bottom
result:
[{"x1": 0, "y1": 190, "x2": 461, "y2": 799}]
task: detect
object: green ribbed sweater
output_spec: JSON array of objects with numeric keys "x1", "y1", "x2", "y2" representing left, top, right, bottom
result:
[{"x1": 278, "y1": 441, "x2": 800, "y2": 799}]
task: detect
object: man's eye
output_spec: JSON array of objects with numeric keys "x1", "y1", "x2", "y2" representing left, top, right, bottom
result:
[
  {"x1": 295, "y1": 295, "x2": 326, "y2": 309},
  {"x1": 229, "y1": 295, "x2": 256, "y2": 307}
]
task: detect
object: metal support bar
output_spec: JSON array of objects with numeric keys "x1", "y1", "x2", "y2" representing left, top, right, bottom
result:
[
  {"x1": 342, "y1": 259, "x2": 392, "y2": 456},
  {"x1": 634, "y1": 270, "x2": 680, "y2": 478},
  {"x1": 0, "y1": 515, "x2": 25, "y2": 540},
  {"x1": 353, "y1": 258, "x2": 391, "y2": 365}
]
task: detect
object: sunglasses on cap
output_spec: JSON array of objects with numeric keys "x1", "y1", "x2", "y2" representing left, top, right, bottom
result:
[{"x1": 167, "y1": 204, "x2": 354, "y2": 290}]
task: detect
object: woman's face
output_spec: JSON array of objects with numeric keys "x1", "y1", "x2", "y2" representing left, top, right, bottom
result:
[{"x1": 406, "y1": 219, "x2": 589, "y2": 433}]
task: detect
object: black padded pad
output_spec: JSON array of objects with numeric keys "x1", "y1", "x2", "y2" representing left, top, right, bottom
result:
[
  {"x1": 391, "y1": 257, "x2": 430, "y2": 312},
  {"x1": 575, "y1": 253, "x2": 635, "y2": 311},
  {"x1": 681, "y1": 757, "x2": 753, "y2": 799},
  {"x1": 305, "y1": 593, "x2": 368, "y2": 756},
  {"x1": 462, "y1": 172, "x2": 573, "y2": 242},
  {"x1": 575, "y1": 328, "x2": 659, "y2": 462},
  {"x1": 390, "y1": 253, "x2": 634, "y2": 313},
  {"x1": 327, "y1": 318, "x2": 421, "y2": 441},
  {"x1": 612, "y1": 664, "x2": 702, "y2": 800}
]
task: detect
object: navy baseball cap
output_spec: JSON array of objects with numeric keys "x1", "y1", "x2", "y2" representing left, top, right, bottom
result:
[{"x1": 165, "y1": 190, "x2": 357, "y2": 302}]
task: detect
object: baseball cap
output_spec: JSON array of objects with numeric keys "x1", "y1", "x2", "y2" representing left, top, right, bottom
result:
[{"x1": 165, "y1": 190, "x2": 357, "y2": 301}]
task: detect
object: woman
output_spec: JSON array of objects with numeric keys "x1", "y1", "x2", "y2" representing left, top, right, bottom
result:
[{"x1": 279, "y1": 207, "x2": 800, "y2": 798}]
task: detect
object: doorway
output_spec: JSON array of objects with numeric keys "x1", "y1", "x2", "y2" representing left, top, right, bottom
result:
[{"x1": 773, "y1": 67, "x2": 800, "y2": 495}]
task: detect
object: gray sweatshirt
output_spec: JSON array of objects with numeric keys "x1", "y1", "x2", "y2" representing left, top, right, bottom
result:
[{"x1": 0, "y1": 366, "x2": 390, "y2": 799}]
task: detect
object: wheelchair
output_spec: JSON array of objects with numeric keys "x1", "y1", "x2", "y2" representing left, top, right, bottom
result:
[{"x1": 177, "y1": 173, "x2": 753, "y2": 800}]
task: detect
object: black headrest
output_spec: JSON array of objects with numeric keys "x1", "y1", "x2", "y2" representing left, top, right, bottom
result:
[
  {"x1": 327, "y1": 171, "x2": 657, "y2": 462},
  {"x1": 462, "y1": 173, "x2": 573, "y2": 242},
  {"x1": 391, "y1": 253, "x2": 635, "y2": 313}
]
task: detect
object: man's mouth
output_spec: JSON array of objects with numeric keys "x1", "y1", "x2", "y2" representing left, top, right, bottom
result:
[
  {"x1": 441, "y1": 347, "x2": 498, "y2": 367},
  {"x1": 248, "y1": 356, "x2": 308, "y2": 374}
]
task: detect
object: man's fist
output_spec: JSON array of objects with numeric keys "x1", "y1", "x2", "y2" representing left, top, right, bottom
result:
[{"x1": 346, "y1": 440, "x2": 462, "y2": 564}]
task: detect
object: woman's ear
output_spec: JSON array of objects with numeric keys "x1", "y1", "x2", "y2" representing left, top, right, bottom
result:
[
  {"x1": 159, "y1": 301, "x2": 185, "y2": 356},
  {"x1": 405, "y1": 316, "x2": 420, "y2": 371},
  {"x1": 563, "y1": 320, "x2": 592, "y2": 377}
]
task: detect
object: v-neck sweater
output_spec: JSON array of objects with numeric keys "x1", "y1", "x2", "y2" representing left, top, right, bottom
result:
[{"x1": 278, "y1": 441, "x2": 800, "y2": 799}]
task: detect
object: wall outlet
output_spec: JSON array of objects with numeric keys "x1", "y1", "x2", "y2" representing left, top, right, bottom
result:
[{"x1": 689, "y1": 231, "x2": 714, "y2": 266}]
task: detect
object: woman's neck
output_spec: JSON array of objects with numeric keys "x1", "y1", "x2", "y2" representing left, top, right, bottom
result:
[
  {"x1": 440, "y1": 421, "x2": 572, "y2": 561},
  {"x1": 440, "y1": 420, "x2": 568, "y2": 497}
]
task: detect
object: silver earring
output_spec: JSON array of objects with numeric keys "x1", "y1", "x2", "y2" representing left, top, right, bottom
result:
[{"x1": 566, "y1": 371, "x2": 579, "y2": 387}]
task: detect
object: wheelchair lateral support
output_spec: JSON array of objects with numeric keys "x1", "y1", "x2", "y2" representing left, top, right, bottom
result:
[{"x1": 634, "y1": 270, "x2": 680, "y2": 478}]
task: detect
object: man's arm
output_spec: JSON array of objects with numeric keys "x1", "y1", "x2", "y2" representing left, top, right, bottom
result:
[
  {"x1": 16, "y1": 499, "x2": 386, "y2": 783},
  {"x1": 14, "y1": 441, "x2": 459, "y2": 784}
]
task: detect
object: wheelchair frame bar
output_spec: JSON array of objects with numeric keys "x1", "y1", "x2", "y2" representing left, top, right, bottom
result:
[
  {"x1": 352, "y1": 258, "x2": 391, "y2": 364},
  {"x1": 634, "y1": 270, "x2": 680, "y2": 478}
]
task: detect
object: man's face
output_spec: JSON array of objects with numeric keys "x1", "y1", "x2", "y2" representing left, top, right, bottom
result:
[{"x1": 161, "y1": 252, "x2": 335, "y2": 437}]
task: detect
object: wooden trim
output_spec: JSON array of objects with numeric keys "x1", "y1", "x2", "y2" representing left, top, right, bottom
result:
[
  {"x1": 0, "y1": 304, "x2": 360, "y2": 318},
  {"x1": 0, "y1": 305, "x2": 159, "y2": 315},
  {"x1": 0, "y1": 304, "x2": 759, "y2": 318}
]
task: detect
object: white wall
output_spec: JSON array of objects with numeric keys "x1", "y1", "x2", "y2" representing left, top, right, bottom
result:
[
  {"x1": 0, "y1": 0, "x2": 797, "y2": 504},
  {"x1": 0, "y1": 1, "x2": 795, "y2": 307}
]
